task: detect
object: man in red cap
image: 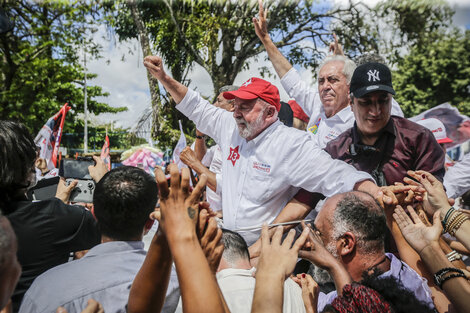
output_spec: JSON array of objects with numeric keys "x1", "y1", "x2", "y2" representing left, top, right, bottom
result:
[{"x1": 143, "y1": 55, "x2": 387, "y2": 246}]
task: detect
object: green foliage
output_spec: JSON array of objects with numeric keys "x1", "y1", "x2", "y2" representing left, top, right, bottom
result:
[
  {"x1": 0, "y1": 0, "x2": 126, "y2": 136},
  {"x1": 393, "y1": 30, "x2": 470, "y2": 118}
]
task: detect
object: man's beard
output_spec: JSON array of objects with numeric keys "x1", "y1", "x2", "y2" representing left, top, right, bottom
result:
[
  {"x1": 308, "y1": 241, "x2": 338, "y2": 285},
  {"x1": 235, "y1": 110, "x2": 265, "y2": 139}
]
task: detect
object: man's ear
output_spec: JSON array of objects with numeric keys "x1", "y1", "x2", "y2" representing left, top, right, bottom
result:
[
  {"x1": 144, "y1": 219, "x2": 155, "y2": 236},
  {"x1": 266, "y1": 106, "x2": 276, "y2": 118},
  {"x1": 338, "y1": 232, "x2": 356, "y2": 256}
]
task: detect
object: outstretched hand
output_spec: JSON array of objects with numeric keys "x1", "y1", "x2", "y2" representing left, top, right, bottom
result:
[
  {"x1": 257, "y1": 225, "x2": 310, "y2": 279},
  {"x1": 154, "y1": 164, "x2": 207, "y2": 243},
  {"x1": 393, "y1": 205, "x2": 442, "y2": 254},
  {"x1": 253, "y1": 0, "x2": 270, "y2": 43},
  {"x1": 405, "y1": 170, "x2": 451, "y2": 215}
]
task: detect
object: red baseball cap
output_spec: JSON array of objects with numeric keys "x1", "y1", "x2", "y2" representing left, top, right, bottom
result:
[
  {"x1": 223, "y1": 77, "x2": 281, "y2": 111},
  {"x1": 288, "y1": 100, "x2": 309, "y2": 123}
]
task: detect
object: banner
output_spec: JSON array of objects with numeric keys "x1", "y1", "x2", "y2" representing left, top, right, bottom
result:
[
  {"x1": 100, "y1": 133, "x2": 111, "y2": 170},
  {"x1": 410, "y1": 103, "x2": 470, "y2": 149},
  {"x1": 172, "y1": 120, "x2": 188, "y2": 169},
  {"x1": 34, "y1": 103, "x2": 70, "y2": 169}
]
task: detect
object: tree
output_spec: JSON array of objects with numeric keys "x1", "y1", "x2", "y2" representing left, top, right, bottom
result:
[
  {"x1": 0, "y1": 0, "x2": 126, "y2": 136},
  {"x1": 106, "y1": 0, "x2": 393, "y2": 148},
  {"x1": 106, "y1": 0, "x2": 459, "y2": 148},
  {"x1": 393, "y1": 29, "x2": 470, "y2": 118}
]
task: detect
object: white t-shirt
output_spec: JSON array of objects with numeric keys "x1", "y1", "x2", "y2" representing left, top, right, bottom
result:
[
  {"x1": 175, "y1": 268, "x2": 306, "y2": 313},
  {"x1": 444, "y1": 152, "x2": 470, "y2": 199},
  {"x1": 177, "y1": 88, "x2": 373, "y2": 245}
]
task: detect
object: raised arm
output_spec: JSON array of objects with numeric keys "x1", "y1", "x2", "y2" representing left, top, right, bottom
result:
[
  {"x1": 253, "y1": 0, "x2": 292, "y2": 78},
  {"x1": 127, "y1": 228, "x2": 172, "y2": 313},
  {"x1": 143, "y1": 56, "x2": 188, "y2": 104}
]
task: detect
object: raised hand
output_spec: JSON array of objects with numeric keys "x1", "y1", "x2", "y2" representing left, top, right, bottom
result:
[
  {"x1": 88, "y1": 155, "x2": 108, "y2": 183},
  {"x1": 199, "y1": 215, "x2": 224, "y2": 273},
  {"x1": 56, "y1": 299, "x2": 104, "y2": 313},
  {"x1": 393, "y1": 205, "x2": 442, "y2": 254},
  {"x1": 180, "y1": 146, "x2": 199, "y2": 168},
  {"x1": 328, "y1": 33, "x2": 344, "y2": 56},
  {"x1": 154, "y1": 163, "x2": 207, "y2": 243},
  {"x1": 257, "y1": 225, "x2": 310, "y2": 279},
  {"x1": 143, "y1": 55, "x2": 166, "y2": 80},
  {"x1": 253, "y1": 0, "x2": 270, "y2": 43}
]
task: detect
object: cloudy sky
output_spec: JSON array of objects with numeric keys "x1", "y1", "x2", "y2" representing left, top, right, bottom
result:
[{"x1": 88, "y1": 0, "x2": 470, "y2": 132}]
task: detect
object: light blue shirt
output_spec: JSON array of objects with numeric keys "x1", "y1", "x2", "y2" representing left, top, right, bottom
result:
[
  {"x1": 317, "y1": 253, "x2": 434, "y2": 312},
  {"x1": 19, "y1": 241, "x2": 146, "y2": 313}
]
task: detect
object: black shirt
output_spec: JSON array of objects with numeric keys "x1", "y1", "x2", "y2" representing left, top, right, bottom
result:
[{"x1": 4, "y1": 198, "x2": 100, "y2": 312}]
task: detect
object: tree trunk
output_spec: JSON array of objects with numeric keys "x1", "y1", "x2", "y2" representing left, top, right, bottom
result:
[{"x1": 128, "y1": 0, "x2": 162, "y2": 139}]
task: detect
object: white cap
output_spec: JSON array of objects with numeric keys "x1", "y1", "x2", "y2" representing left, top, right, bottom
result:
[{"x1": 416, "y1": 118, "x2": 453, "y2": 144}]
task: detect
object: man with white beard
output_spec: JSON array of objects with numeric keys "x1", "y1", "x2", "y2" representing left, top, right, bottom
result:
[
  {"x1": 308, "y1": 191, "x2": 434, "y2": 311},
  {"x1": 143, "y1": 55, "x2": 388, "y2": 246}
]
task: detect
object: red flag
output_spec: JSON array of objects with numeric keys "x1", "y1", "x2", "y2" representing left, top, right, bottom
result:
[
  {"x1": 34, "y1": 103, "x2": 71, "y2": 169},
  {"x1": 100, "y1": 134, "x2": 111, "y2": 170}
]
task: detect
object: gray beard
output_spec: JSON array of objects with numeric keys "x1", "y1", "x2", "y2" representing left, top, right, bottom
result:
[{"x1": 235, "y1": 110, "x2": 265, "y2": 139}]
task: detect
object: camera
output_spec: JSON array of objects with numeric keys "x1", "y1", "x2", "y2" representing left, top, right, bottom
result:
[{"x1": 59, "y1": 157, "x2": 95, "y2": 203}]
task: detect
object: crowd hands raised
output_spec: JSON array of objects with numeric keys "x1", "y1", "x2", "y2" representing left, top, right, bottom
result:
[{"x1": 1, "y1": 0, "x2": 470, "y2": 312}]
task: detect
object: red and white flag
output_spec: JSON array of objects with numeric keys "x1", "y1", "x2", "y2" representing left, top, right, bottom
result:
[
  {"x1": 34, "y1": 103, "x2": 70, "y2": 169},
  {"x1": 100, "y1": 132, "x2": 111, "y2": 170}
]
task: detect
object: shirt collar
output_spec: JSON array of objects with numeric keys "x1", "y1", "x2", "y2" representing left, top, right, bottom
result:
[
  {"x1": 216, "y1": 267, "x2": 256, "y2": 280},
  {"x1": 250, "y1": 119, "x2": 283, "y2": 146},
  {"x1": 320, "y1": 105, "x2": 353, "y2": 122},
  {"x1": 83, "y1": 241, "x2": 145, "y2": 259},
  {"x1": 352, "y1": 117, "x2": 396, "y2": 145}
]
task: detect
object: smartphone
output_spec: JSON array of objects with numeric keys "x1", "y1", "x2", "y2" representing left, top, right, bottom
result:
[
  {"x1": 59, "y1": 157, "x2": 94, "y2": 179},
  {"x1": 27, "y1": 176, "x2": 60, "y2": 201}
]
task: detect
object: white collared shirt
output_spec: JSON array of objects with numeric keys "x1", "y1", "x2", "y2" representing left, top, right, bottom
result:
[
  {"x1": 281, "y1": 68, "x2": 404, "y2": 148},
  {"x1": 177, "y1": 88, "x2": 373, "y2": 245},
  {"x1": 444, "y1": 152, "x2": 470, "y2": 199}
]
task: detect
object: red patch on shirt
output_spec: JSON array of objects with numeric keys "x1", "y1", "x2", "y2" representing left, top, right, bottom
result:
[{"x1": 228, "y1": 146, "x2": 240, "y2": 166}]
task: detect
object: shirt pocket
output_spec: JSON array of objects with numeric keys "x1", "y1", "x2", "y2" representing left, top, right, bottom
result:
[{"x1": 245, "y1": 170, "x2": 273, "y2": 203}]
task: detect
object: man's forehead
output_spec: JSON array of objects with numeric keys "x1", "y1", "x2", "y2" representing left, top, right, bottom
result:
[
  {"x1": 357, "y1": 90, "x2": 391, "y2": 100},
  {"x1": 319, "y1": 60, "x2": 345, "y2": 77},
  {"x1": 234, "y1": 97, "x2": 257, "y2": 106}
]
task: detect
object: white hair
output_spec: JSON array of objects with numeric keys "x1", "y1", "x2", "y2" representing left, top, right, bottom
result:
[{"x1": 318, "y1": 55, "x2": 357, "y2": 84}]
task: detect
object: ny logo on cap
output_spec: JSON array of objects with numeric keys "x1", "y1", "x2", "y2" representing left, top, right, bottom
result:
[
  {"x1": 367, "y1": 70, "x2": 380, "y2": 82},
  {"x1": 241, "y1": 78, "x2": 252, "y2": 87}
]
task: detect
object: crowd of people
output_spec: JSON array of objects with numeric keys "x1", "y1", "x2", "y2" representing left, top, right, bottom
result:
[{"x1": 1, "y1": 1, "x2": 470, "y2": 313}]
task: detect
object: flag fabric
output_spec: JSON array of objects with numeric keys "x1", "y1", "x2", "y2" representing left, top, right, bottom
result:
[
  {"x1": 172, "y1": 120, "x2": 188, "y2": 169},
  {"x1": 100, "y1": 134, "x2": 111, "y2": 170},
  {"x1": 34, "y1": 103, "x2": 70, "y2": 169}
]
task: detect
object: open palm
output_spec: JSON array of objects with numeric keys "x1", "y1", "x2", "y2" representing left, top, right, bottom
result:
[{"x1": 393, "y1": 205, "x2": 442, "y2": 254}]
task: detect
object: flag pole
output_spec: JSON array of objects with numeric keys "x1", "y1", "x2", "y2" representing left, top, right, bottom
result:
[{"x1": 83, "y1": 45, "x2": 88, "y2": 154}]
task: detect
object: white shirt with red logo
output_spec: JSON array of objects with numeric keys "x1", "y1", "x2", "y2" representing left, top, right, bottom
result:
[
  {"x1": 177, "y1": 88, "x2": 373, "y2": 245},
  {"x1": 281, "y1": 68, "x2": 404, "y2": 149}
]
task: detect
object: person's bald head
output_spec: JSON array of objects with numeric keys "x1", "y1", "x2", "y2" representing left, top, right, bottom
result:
[{"x1": 315, "y1": 191, "x2": 386, "y2": 256}]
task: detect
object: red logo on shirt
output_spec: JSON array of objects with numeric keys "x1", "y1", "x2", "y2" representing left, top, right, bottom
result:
[{"x1": 228, "y1": 146, "x2": 240, "y2": 166}]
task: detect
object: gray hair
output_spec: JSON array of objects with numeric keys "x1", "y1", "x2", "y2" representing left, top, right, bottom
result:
[
  {"x1": 219, "y1": 85, "x2": 239, "y2": 94},
  {"x1": 318, "y1": 55, "x2": 356, "y2": 84},
  {"x1": 331, "y1": 192, "x2": 386, "y2": 254},
  {"x1": 355, "y1": 53, "x2": 386, "y2": 66},
  {"x1": 221, "y1": 229, "x2": 250, "y2": 267}
]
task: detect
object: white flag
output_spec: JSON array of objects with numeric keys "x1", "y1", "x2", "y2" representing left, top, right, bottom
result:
[{"x1": 172, "y1": 120, "x2": 188, "y2": 169}]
